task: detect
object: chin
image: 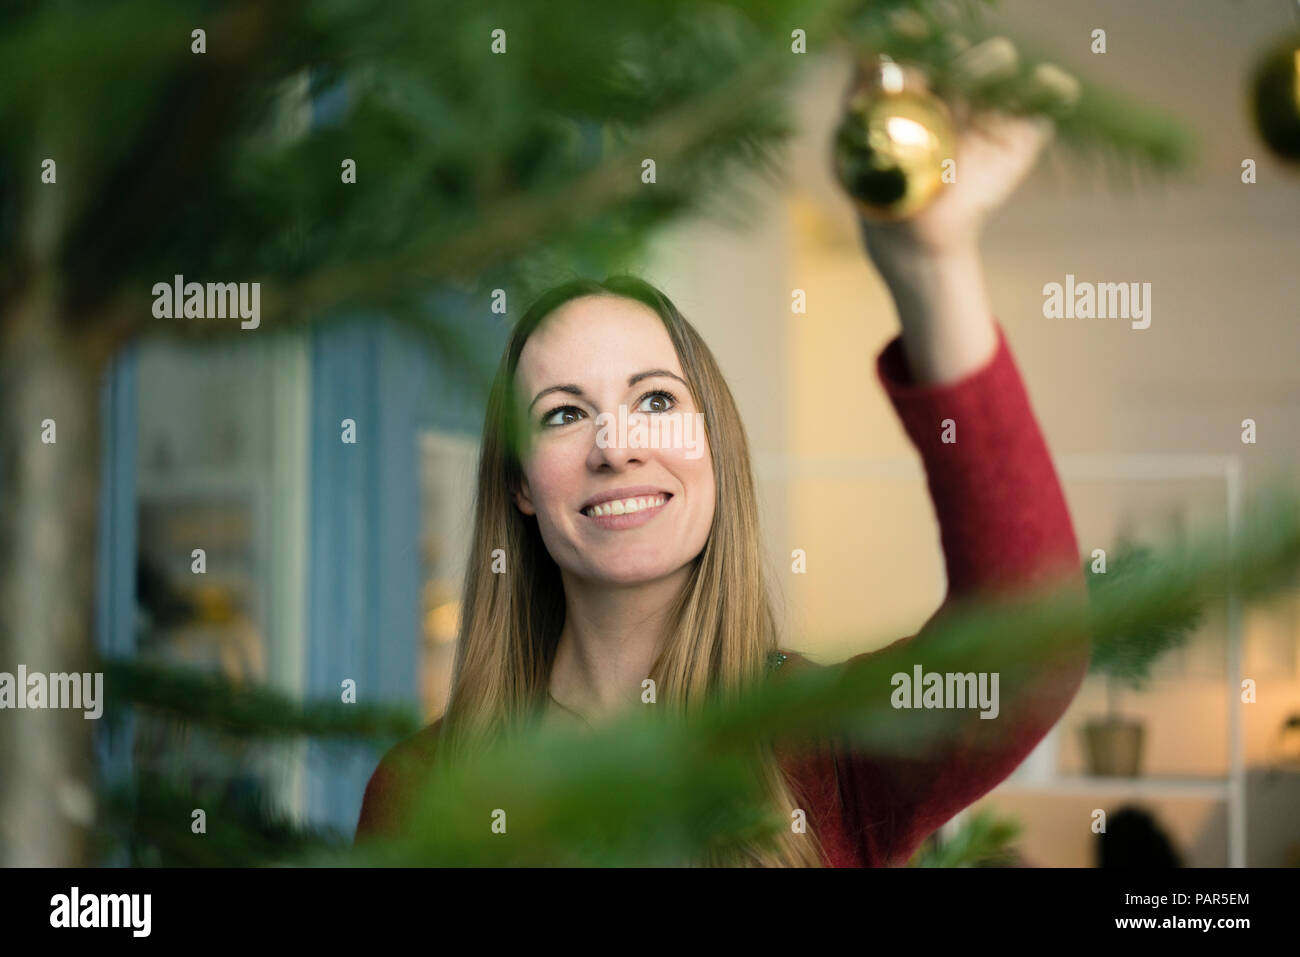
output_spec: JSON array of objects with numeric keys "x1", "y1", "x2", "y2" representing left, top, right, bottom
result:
[{"x1": 589, "y1": 556, "x2": 690, "y2": 586}]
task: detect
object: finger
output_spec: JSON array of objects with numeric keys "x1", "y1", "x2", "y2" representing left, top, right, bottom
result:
[
  {"x1": 946, "y1": 91, "x2": 974, "y2": 130},
  {"x1": 969, "y1": 109, "x2": 1053, "y2": 152},
  {"x1": 1025, "y1": 112, "x2": 1055, "y2": 142},
  {"x1": 1018, "y1": 114, "x2": 1057, "y2": 160},
  {"x1": 966, "y1": 108, "x2": 1018, "y2": 141}
]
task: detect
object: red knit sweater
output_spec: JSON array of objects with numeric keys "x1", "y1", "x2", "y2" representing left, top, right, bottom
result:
[{"x1": 355, "y1": 319, "x2": 1091, "y2": 866}]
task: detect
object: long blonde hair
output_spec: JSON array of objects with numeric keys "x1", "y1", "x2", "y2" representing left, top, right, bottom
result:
[{"x1": 440, "y1": 276, "x2": 824, "y2": 866}]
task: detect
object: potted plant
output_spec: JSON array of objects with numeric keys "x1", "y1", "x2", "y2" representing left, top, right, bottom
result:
[{"x1": 1081, "y1": 535, "x2": 1205, "y2": 776}]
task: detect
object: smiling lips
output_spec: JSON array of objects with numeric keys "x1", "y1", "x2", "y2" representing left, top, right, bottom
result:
[{"x1": 580, "y1": 491, "x2": 672, "y2": 530}]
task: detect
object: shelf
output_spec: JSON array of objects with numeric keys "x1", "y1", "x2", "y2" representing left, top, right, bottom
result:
[{"x1": 998, "y1": 775, "x2": 1230, "y2": 801}]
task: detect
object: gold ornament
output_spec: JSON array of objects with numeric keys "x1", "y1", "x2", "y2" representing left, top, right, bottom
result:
[
  {"x1": 1248, "y1": 33, "x2": 1300, "y2": 163},
  {"x1": 832, "y1": 55, "x2": 956, "y2": 222}
]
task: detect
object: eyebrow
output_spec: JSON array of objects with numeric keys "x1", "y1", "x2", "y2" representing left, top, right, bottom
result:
[{"x1": 528, "y1": 369, "x2": 688, "y2": 412}]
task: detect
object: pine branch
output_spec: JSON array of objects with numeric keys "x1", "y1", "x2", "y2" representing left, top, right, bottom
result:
[
  {"x1": 1086, "y1": 540, "x2": 1205, "y2": 689},
  {"x1": 102, "y1": 657, "x2": 421, "y2": 741},
  {"x1": 907, "y1": 809, "x2": 1023, "y2": 867},
  {"x1": 88, "y1": 0, "x2": 842, "y2": 351},
  {"x1": 2, "y1": 0, "x2": 1196, "y2": 365},
  {"x1": 96, "y1": 773, "x2": 345, "y2": 867},
  {"x1": 107, "y1": 477, "x2": 1300, "y2": 866},
  {"x1": 319, "y1": 476, "x2": 1300, "y2": 866},
  {"x1": 844, "y1": 2, "x2": 1196, "y2": 177}
]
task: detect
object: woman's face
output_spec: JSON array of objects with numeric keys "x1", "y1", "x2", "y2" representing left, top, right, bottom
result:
[{"x1": 512, "y1": 294, "x2": 715, "y2": 586}]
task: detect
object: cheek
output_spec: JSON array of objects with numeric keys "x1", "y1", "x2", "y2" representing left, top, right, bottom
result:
[
  {"x1": 523, "y1": 444, "x2": 581, "y2": 517},
  {"x1": 672, "y1": 446, "x2": 716, "y2": 530}
]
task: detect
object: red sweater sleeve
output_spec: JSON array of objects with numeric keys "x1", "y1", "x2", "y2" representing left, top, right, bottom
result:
[{"x1": 825, "y1": 318, "x2": 1090, "y2": 866}]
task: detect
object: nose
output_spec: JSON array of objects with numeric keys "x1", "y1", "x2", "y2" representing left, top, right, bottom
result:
[{"x1": 586, "y1": 408, "x2": 648, "y2": 471}]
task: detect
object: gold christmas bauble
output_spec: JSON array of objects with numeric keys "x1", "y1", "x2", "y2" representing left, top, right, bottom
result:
[
  {"x1": 832, "y1": 56, "x2": 955, "y2": 222},
  {"x1": 1249, "y1": 34, "x2": 1300, "y2": 163}
]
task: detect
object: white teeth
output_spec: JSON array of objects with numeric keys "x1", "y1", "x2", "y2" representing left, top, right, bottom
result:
[{"x1": 584, "y1": 494, "x2": 667, "y2": 518}]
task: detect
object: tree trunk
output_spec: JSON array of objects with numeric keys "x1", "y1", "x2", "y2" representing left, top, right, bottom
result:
[{"x1": 0, "y1": 280, "x2": 104, "y2": 866}]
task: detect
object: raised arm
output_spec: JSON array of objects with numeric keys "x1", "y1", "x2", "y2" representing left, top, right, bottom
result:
[
  {"x1": 822, "y1": 102, "x2": 1089, "y2": 866},
  {"x1": 826, "y1": 316, "x2": 1089, "y2": 867},
  {"x1": 857, "y1": 105, "x2": 1055, "y2": 389}
]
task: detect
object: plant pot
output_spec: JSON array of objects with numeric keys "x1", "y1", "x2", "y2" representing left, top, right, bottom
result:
[{"x1": 1081, "y1": 717, "x2": 1145, "y2": 777}]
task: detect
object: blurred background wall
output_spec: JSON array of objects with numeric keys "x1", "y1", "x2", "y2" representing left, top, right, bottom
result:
[{"x1": 96, "y1": 0, "x2": 1300, "y2": 863}]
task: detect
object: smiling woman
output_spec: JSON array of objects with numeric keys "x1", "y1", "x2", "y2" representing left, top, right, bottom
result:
[
  {"x1": 357, "y1": 104, "x2": 1091, "y2": 868},
  {"x1": 420, "y1": 275, "x2": 823, "y2": 867},
  {"x1": 356, "y1": 270, "x2": 1091, "y2": 868}
]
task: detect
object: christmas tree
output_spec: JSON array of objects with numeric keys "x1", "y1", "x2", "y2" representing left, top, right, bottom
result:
[{"x1": 4, "y1": 0, "x2": 1290, "y2": 867}]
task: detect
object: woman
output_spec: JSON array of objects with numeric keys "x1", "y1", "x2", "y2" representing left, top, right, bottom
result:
[{"x1": 356, "y1": 105, "x2": 1091, "y2": 867}]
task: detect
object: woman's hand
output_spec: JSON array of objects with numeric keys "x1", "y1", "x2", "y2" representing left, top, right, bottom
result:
[
  {"x1": 841, "y1": 68, "x2": 1056, "y2": 385},
  {"x1": 859, "y1": 105, "x2": 1055, "y2": 261}
]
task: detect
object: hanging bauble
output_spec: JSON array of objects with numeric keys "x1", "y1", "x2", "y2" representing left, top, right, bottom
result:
[
  {"x1": 832, "y1": 55, "x2": 956, "y2": 222},
  {"x1": 1249, "y1": 33, "x2": 1300, "y2": 163}
]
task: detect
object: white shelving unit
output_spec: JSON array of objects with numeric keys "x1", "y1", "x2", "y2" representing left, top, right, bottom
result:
[
  {"x1": 755, "y1": 452, "x2": 1247, "y2": 866},
  {"x1": 999, "y1": 773, "x2": 1230, "y2": 802}
]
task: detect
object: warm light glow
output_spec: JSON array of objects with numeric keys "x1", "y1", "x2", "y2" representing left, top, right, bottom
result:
[
  {"x1": 879, "y1": 58, "x2": 904, "y2": 95},
  {"x1": 423, "y1": 599, "x2": 461, "y2": 644},
  {"x1": 886, "y1": 116, "x2": 935, "y2": 149},
  {"x1": 1293, "y1": 50, "x2": 1300, "y2": 109}
]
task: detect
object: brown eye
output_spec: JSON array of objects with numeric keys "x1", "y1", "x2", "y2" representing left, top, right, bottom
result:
[
  {"x1": 542, "y1": 406, "x2": 585, "y2": 428},
  {"x1": 636, "y1": 390, "x2": 677, "y2": 414}
]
